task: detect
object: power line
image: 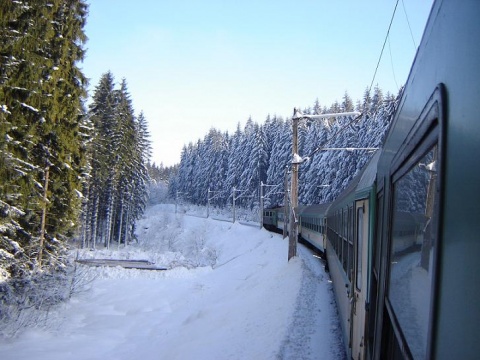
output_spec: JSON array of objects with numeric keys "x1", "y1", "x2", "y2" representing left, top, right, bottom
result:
[
  {"x1": 401, "y1": 0, "x2": 417, "y2": 50},
  {"x1": 303, "y1": 113, "x2": 364, "y2": 161},
  {"x1": 368, "y1": 0, "x2": 400, "y2": 95},
  {"x1": 388, "y1": 36, "x2": 399, "y2": 91}
]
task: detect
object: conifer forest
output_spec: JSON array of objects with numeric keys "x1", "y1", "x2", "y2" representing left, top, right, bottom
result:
[
  {"x1": 0, "y1": 3, "x2": 150, "y2": 290},
  {"x1": 1, "y1": 0, "x2": 398, "y2": 334},
  {"x1": 169, "y1": 87, "x2": 397, "y2": 211}
]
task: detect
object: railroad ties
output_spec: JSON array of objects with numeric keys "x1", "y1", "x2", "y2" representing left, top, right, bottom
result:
[{"x1": 76, "y1": 259, "x2": 167, "y2": 271}]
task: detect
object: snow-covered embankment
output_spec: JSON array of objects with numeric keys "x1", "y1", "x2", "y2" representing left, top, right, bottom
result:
[{"x1": 0, "y1": 204, "x2": 344, "y2": 360}]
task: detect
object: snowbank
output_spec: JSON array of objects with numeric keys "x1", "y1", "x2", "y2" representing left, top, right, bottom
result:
[{"x1": 0, "y1": 204, "x2": 344, "y2": 359}]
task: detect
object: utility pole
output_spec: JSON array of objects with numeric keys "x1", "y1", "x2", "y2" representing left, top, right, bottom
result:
[
  {"x1": 288, "y1": 113, "x2": 299, "y2": 260},
  {"x1": 232, "y1": 187, "x2": 236, "y2": 223},
  {"x1": 287, "y1": 108, "x2": 361, "y2": 261},
  {"x1": 259, "y1": 182, "x2": 264, "y2": 229},
  {"x1": 207, "y1": 188, "x2": 211, "y2": 218},
  {"x1": 283, "y1": 166, "x2": 289, "y2": 239}
]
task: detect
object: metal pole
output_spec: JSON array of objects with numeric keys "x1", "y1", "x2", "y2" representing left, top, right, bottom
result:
[
  {"x1": 175, "y1": 191, "x2": 178, "y2": 214},
  {"x1": 283, "y1": 166, "x2": 289, "y2": 239},
  {"x1": 259, "y1": 182, "x2": 264, "y2": 229},
  {"x1": 207, "y1": 188, "x2": 210, "y2": 218},
  {"x1": 288, "y1": 113, "x2": 299, "y2": 260},
  {"x1": 232, "y1": 187, "x2": 236, "y2": 223}
]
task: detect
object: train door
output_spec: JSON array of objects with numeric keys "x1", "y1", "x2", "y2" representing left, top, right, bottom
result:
[{"x1": 351, "y1": 199, "x2": 369, "y2": 360}]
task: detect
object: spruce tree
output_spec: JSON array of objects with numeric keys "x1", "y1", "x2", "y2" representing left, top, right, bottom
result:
[
  {"x1": 86, "y1": 71, "x2": 116, "y2": 248},
  {"x1": 0, "y1": 0, "x2": 88, "y2": 275},
  {"x1": 85, "y1": 75, "x2": 151, "y2": 248}
]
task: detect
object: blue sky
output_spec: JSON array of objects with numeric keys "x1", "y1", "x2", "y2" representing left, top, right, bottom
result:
[{"x1": 82, "y1": 0, "x2": 433, "y2": 166}]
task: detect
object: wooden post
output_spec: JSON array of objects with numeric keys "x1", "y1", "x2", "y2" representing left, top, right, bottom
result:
[
  {"x1": 283, "y1": 166, "x2": 289, "y2": 239},
  {"x1": 288, "y1": 114, "x2": 299, "y2": 260}
]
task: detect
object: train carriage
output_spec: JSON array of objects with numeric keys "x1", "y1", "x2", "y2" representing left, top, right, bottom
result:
[
  {"x1": 262, "y1": 206, "x2": 288, "y2": 235},
  {"x1": 325, "y1": 151, "x2": 380, "y2": 360},
  {"x1": 298, "y1": 204, "x2": 330, "y2": 254},
  {"x1": 371, "y1": 0, "x2": 480, "y2": 358},
  {"x1": 262, "y1": 1, "x2": 480, "y2": 358},
  {"x1": 262, "y1": 207, "x2": 280, "y2": 232}
]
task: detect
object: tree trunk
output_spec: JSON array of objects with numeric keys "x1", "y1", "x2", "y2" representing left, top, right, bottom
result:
[
  {"x1": 38, "y1": 166, "x2": 50, "y2": 267},
  {"x1": 116, "y1": 198, "x2": 124, "y2": 249}
]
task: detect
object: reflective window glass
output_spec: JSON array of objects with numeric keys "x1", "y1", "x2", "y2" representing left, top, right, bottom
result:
[
  {"x1": 356, "y1": 207, "x2": 363, "y2": 290},
  {"x1": 388, "y1": 145, "x2": 437, "y2": 360}
]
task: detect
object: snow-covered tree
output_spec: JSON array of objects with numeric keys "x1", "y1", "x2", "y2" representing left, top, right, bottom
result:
[
  {"x1": 167, "y1": 87, "x2": 399, "y2": 213},
  {"x1": 0, "y1": 0, "x2": 88, "y2": 276},
  {"x1": 84, "y1": 75, "x2": 151, "y2": 249}
]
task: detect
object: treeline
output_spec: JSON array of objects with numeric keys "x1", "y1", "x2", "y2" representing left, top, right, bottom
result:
[
  {"x1": 0, "y1": 2, "x2": 151, "y2": 282},
  {"x1": 83, "y1": 72, "x2": 151, "y2": 250},
  {"x1": 169, "y1": 87, "x2": 397, "y2": 209},
  {"x1": 148, "y1": 162, "x2": 178, "y2": 184},
  {"x1": 0, "y1": 1, "x2": 89, "y2": 279}
]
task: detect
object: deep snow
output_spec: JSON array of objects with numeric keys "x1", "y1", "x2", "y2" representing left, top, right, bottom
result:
[{"x1": 0, "y1": 204, "x2": 345, "y2": 360}]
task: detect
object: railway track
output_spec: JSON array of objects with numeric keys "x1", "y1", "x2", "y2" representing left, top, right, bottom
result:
[{"x1": 76, "y1": 258, "x2": 167, "y2": 270}]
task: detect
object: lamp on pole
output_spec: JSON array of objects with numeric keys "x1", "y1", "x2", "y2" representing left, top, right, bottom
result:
[{"x1": 287, "y1": 108, "x2": 361, "y2": 261}]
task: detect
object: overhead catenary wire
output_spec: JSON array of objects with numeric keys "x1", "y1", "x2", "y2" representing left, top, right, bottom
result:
[
  {"x1": 388, "y1": 36, "x2": 399, "y2": 91},
  {"x1": 290, "y1": 0, "x2": 412, "y2": 170},
  {"x1": 401, "y1": 0, "x2": 417, "y2": 50},
  {"x1": 368, "y1": 0, "x2": 400, "y2": 95},
  {"x1": 302, "y1": 113, "x2": 365, "y2": 161},
  {"x1": 283, "y1": 110, "x2": 368, "y2": 171}
]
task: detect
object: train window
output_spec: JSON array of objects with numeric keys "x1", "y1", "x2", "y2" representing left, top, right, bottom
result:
[
  {"x1": 338, "y1": 211, "x2": 342, "y2": 260},
  {"x1": 348, "y1": 206, "x2": 354, "y2": 282},
  {"x1": 356, "y1": 207, "x2": 364, "y2": 290},
  {"x1": 388, "y1": 144, "x2": 438, "y2": 360},
  {"x1": 342, "y1": 209, "x2": 348, "y2": 272},
  {"x1": 337, "y1": 211, "x2": 341, "y2": 256},
  {"x1": 374, "y1": 194, "x2": 383, "y2": 277}
]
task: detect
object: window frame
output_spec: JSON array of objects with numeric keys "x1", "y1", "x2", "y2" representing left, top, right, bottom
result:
[{"x1": 384, "y1": 84, "x2": 446, "y2": 360}]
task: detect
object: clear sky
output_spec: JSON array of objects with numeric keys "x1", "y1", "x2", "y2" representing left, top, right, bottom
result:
[{"x1": 81, "y1": 0, "x2": 433, "y2": 167}]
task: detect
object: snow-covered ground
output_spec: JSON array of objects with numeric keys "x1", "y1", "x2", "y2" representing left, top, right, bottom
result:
[{"x1": 0, "y1": 204, "x2": 345, "y2": 360}]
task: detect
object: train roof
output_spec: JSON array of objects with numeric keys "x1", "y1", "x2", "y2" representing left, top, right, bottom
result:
[
  {"x1": 328, "y1": 151, "x2": 380, "y2": 211},
  {"x1": 357, "y1": 151, "x2": 380, "y2": 195},
  {"x1": 300, "y1": 203, "x2": 331, "y2": 217}
]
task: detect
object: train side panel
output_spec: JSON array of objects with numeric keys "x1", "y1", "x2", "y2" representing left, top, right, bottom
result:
[
  {"x1": 300, "y1": 227, "x2": 325, "y2": 253},
  {"x1": 326, "y1": 235, "x2": 352, "y2": 355},
  {"x1": 374, "y1": 0, "x2": 480, "y2": 358},
  {"x1": 325, "y1": 151, "x2": 379, "y2": 360},
  {"x1": 299, "y1": 204, "x2": 330, "y2": 254}
]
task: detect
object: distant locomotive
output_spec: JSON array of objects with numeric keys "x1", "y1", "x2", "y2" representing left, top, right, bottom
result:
[{"x1": 263, "y1": 0, "x2": 480, "y2": 358}]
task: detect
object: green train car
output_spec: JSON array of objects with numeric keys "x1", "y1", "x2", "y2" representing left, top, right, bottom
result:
[
  {"x1": 371, "y1": 0, "x2": 480, "y2": 358},
  {"x1": 264, "y1": 1, "x2": 480, "y2": 358},
  {"x1": 328, "y1": 0, "x2": 480, "y2": 358}
]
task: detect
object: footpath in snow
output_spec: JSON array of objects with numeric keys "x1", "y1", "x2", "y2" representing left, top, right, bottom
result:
[{"x1": 0, "y1": 204, "x2": 345, "y2": 360}]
